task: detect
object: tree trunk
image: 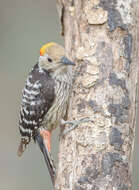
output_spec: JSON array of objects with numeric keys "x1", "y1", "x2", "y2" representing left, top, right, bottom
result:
[{"x1": 55, "y1": 0, "x2": 139, "y2": 189}]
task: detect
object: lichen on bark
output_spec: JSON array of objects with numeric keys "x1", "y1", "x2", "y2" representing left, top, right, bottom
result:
[{"x1": 55, "y1": 0, "x2": 139, "y2": 189}]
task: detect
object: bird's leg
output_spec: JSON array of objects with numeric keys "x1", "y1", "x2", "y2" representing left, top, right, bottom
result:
[{"x1": 61, "y1": 117, "x2": 94, "y2": 137}]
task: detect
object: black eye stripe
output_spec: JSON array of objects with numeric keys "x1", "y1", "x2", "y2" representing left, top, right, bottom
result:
[{"x1": 48, "y1": 58, "x2": 52, "y2": 62}]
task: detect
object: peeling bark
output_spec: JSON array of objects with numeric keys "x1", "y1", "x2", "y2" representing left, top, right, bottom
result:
[{"x1": 55, "y1": 0, "x2": 139, "y2": 189}]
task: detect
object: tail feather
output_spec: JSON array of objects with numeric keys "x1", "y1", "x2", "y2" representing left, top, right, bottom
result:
[
  {"x1": 34, "y1": 129, "x2": 56, "y2": 185},
  {"x1": 17, "y1": 138, "x2": 30, "y2": 157}
]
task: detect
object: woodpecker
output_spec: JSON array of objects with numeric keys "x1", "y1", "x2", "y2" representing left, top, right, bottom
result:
[{"x1": 17, "y1": 42, "x2": 75, "y2": 185}]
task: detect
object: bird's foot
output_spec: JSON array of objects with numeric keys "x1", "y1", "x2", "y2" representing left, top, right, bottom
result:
[{"x1": 61, "y1": 117, "x2": 94, "y2": 137}]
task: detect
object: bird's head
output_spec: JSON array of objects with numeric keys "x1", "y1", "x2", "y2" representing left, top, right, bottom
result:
[{"x1": 39, "y1": 42, "x2": 75, "y2": 72}]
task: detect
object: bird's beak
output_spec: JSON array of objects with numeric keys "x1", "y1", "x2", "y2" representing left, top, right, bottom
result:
[{"x1": 60, "y1": 56, "x2": 75, "y2": 66}]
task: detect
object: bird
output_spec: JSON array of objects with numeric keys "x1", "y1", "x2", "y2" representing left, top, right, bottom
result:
[{"x1": 17, "y1": 42, "x2": 75, "y2": 185}]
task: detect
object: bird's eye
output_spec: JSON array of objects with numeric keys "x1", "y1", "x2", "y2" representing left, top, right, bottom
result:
[{"x1": 48, "y1": 58, "x2": 52, "y2": 62}]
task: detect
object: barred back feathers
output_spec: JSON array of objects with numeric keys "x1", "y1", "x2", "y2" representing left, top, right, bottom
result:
[
  {"x1": 17, "y1": 42, "x2": 75, "y2": 185},
  {"x1": 18, "y1": 64, "x2": 55, "y2": 156}
]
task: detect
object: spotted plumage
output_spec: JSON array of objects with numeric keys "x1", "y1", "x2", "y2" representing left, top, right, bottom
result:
[
  {"x1": 17, "y1": 42, "x2": 75, "y2": 185},
  {"x1": 18, "y1": 63, "x2": 55, "y2": 155}
]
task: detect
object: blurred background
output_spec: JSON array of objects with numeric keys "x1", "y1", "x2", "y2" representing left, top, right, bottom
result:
[{"x1": 0, "y1": 0, "x2": 138, "y2": 189}]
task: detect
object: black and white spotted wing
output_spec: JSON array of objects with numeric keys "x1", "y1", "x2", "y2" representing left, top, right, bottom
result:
[{"x1": 18, "y1": 64, "x2": 55, "y2": 153}]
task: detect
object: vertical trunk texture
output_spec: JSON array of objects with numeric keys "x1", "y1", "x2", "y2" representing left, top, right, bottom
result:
[{"x1": 56, "y1": 0, "x2": 139, "y2": 189}]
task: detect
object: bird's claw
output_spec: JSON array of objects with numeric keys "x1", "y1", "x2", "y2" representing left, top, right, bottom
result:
[{"x1": 61, "y1": 117, "x2": 94, "y2": 137}]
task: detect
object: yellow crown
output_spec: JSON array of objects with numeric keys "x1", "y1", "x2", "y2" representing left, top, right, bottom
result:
[{"x1": 40, "y1": 42, "x2": 55, "y2": 56}]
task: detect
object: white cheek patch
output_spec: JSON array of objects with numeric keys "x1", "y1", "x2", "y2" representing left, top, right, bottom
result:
[
  {"x1": 39, "y1": 55, "x2": 48, "y2": 62},
  {"x1": 39, "y1": 67, "x2": 44, "y2": 73},
  {"x1": 38, "y1": 54, "x2": 49, "y2": 73}
]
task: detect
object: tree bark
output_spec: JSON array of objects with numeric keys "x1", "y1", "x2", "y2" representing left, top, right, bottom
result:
[{"x1": 55, "y1": 0, "x2": 139, "y2": 189}]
